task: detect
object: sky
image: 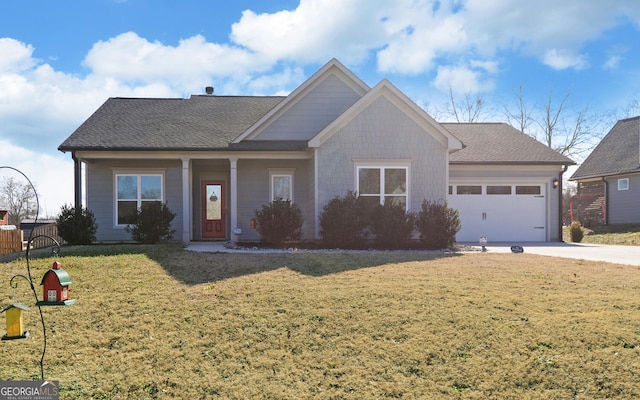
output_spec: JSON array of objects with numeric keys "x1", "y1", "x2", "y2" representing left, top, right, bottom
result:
[{"x1": 1, "y1": 0, "x2": 640, "y2": 217}]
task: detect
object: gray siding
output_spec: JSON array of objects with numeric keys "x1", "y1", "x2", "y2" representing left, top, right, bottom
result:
[
  {"x1": 316, "y1": 96, "x2": 448, "y2": 215},
  {"x1": 255, "y1": 74, "x2": 361, "y2": 140},
  {"x1": 607, "y1": 174, "x2": 640, "y2": 224},
  {"x1": 86, "y1": 159, "x2": 183, "y2": 242},
  {"x1": 236, "y1": 159, "x2": 313, "y2": 241}
]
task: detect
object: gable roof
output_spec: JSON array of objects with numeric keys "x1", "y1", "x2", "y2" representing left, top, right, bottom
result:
[
  {"x1": 41, "y1": 267, "x2": 72, "y2": 287},
  {"x1": 309, "y1": 79, "x2": 463, "y2": 151},
  {"x1": 234, "y1": 58, "x2": 370, "y2": 143},
  {"x1": 570, "y1": 116, "x2": 640, "y2": 180},
  {"x1": 443, "y1": 122, "x2": 575, "y2": 165},
  {"x1": 58, "y1": 95, "x2": 284, "y2": 152}
]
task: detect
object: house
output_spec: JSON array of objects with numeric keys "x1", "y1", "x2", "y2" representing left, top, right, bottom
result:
[
  {"x1": 569, "y1": 116, "x2": 640, "y2": 226},
  {"x1": 59, "y1": 59, "x2": 573, "y2": 244}
]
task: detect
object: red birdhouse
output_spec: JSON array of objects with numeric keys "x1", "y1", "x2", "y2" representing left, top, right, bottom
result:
[{"x1": 36, "y1": 261, "x2": 76, "y2": 306}]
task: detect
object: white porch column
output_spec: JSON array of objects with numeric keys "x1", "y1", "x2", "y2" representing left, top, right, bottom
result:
[
  {"x1": 181, "y1": 157, "x2": 191, "y2": 243},
  {"x1": 229, "y1": 157, "x2": 239, "y2": 243}
]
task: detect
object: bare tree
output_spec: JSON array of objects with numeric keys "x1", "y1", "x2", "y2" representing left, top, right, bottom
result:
[
  {"x1": 0, "y1": 176, "x2": 38, "y2": 225},
  {"x1": 502, "y1": 85, "x2": 534, "y2": 135},
  {"x1": 502, "y1": 86, "x2": 602, "y2": 159},
  {"x1": 534, "y1": 89, "x2": 599, "y2": 159},
  {"x1": 623, "y1": 93, "x2": 640, "y2": 118},
  {"x1": 446, "y1": 88, "x2": 486, "y2": 122}
]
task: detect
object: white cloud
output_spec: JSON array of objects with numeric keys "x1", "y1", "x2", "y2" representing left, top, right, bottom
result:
[
  {"x1": 461, "y1": 0, "x2": 640, "y2": 69},
  {"x1": 377, "y1": 11, "x2": 467, "y2": 74},
  {"x1": 0, "y1": 38, "x2": 37, "y2": 73},
  {"x1": 603, "y1": 55, "x2": 622, "y2": 70},
  {"x1": 543, "y1": 49, "x2": 589, "y2": 70},
  {"x1": 230, "y1": 0, "x2": 389, "y2": 65},
  {"x1": 83, "y1": 32, "x2": 271, "y2": 92},
  {"x1": 0, "y1": 141, "x2": 74, "y2": 218},
  {"x1": 433, "y1": 65, "x2": 495, "y2": 94}
]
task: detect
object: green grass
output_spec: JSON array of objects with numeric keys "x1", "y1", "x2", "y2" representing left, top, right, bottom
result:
[
  {"x1": 564, "y1": 223, "x2": 640, "y2": 245},
  {"x1": 2, "y1": 244, "x2": 640, "y2": 398}
]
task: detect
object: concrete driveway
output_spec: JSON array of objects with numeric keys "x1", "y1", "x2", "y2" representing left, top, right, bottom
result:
[
  {"x1": 472, "y1": 242, "x2": 640, "y2": 266},
  {"x1": 187, "y1": 241, "x2": 640, "y2": 267}
]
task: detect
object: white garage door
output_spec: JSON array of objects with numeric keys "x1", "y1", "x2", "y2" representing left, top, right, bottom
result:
[{"x1": 447, "y1": 183, "x2": 547, "y2": 242}]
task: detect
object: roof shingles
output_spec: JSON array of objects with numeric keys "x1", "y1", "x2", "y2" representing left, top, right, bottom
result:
[
  {"x1": 443, "y1": 122, "x2": 574, "y2": 165},
  {"x1": 58, "y1": 95, "x2": 285, "y2": 151},
  {"x1": 570, "y1": 116, "x2": 640, "y2": 180}
]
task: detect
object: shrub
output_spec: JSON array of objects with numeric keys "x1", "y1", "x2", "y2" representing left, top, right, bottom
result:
[
  {"x1": 254, "y1": 199, "x2": 303, "y2": 247},
  {"x1": 126, "y1": 202, "x2": 176, "y2": 244},
  {"x1": 56, "y1": 204, "x2": 98, "y2": 245},
  {"x1": 569, "y1": 220, "x2": 584, "y2": 243},
  {"x1": 319, "y1": 191, "x2": 370, "y2": 249},
  {"x1": 415, "y1": 199, "x2": 461, "y2": 249},
  {"x1": 370, "y1": 201, "x2": 415, "y2": 249}
]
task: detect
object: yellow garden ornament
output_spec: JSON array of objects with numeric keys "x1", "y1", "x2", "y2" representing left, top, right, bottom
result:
[{"x1": 2, "y1": 303, "x2": 30, "y2": 340}]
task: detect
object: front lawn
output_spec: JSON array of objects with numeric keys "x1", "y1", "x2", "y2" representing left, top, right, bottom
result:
[
  {"x1": 2, "y1": 245, "x2": 640, "y2": 398},
  {"x1": 564, "y1": 223, "x2": 640, "y2": 245}
]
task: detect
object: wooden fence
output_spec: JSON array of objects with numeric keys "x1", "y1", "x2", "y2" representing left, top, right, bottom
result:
[
  {"x1": 23, "y1": 224, "x2": 65, "y2": 250},
  {"x1": 0, "y1": 229, "x2": 23, "y2": 255},
  {"x1": 0, "y1": 224, "x2": 64, "y2": 255}
]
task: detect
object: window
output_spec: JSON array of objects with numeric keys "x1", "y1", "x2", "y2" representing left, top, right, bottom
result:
[
  {"x1": 270, "y1": 170, "x2": 294, "y2": 202},
  {"x1": 487, "y1": 185, "x2": 512, "y2": 195},
  {"x1": 456, "y1": 185, "x2": 482, "y2": 195},
  {"x1": 516, "y1": 185, "x2": 541, "y2": 195},
  {"x1": 618, "y1": 178, "x2": 629, "y2": 191},
  {"x1": 116, "y1": 174, "x2": 163, "y2": 225},
  {"x1": 357, "y1": 166, "x2": 408, "y2": 209}
]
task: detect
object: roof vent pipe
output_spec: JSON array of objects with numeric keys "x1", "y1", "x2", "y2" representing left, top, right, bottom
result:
[{"x1": 205, "y1": 86, "x2": 214, "y2": 95}]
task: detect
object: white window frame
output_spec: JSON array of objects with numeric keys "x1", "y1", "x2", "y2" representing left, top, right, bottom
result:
[
  {"x1": 269, "y1": 169, "x2": 294, "y2": 202},
  {"x1": 114, "y1": 171, "x2": 165, "y2": 227},
  {"x1": 355, "y1": 161, "x2": 411, "y2": 211},
  {"x1": 618, "y1": 178, "x2": 629, "y2": 191}
]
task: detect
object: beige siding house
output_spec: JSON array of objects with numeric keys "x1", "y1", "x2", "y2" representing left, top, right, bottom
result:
[{"x1": 59, "y1": 59, "x2": 573, "y2": 244}]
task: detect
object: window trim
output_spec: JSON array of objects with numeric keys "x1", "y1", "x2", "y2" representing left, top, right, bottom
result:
[
  {"x1": 113, "y1": 170, "x2": 165, "y2": 227},
  {"x1": 618, "y1": 178, "x2": 629, "y2": 191},
  {"x1": 354, "y1": 162, "x2": 411, "y2": 210},
  {"x1": 269, "y1": 169, "x2": 295, "y2": 202}
]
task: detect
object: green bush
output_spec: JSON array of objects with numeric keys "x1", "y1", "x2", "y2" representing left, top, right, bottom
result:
[
  {"x1": 319, "y1": 192, "x2": 370, "y2": 249},
  {"x1": 569, "y1": 221, "x2": 584, "y2": 243},
  {"x1": 254, "y1": 199, "x2": 303, "y2": 247},
  {"x1": 415, "y1": 200, "x2": 461, "y2": 249},
  {"x1": 56, "y1": 204, "x2": 98, "y2": 245},
  {"x1": 126, "y1": 202, "x2": 176, "y2": 244},
  {"x1": 370, "y1": 201, "x2": 415, "y2": 249}
]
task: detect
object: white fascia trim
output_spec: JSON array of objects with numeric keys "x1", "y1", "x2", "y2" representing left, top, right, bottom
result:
[{"x1": 309, "y1": 80, "x2": 462, "y2": 150}]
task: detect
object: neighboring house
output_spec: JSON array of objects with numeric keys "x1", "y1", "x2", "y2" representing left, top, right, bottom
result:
[
  {"x1": 59, "y1": 59, "x2": 573, "y2": 244},
  {"x1": 569, "y1": 116, "x2": 640, "y2": 226}
]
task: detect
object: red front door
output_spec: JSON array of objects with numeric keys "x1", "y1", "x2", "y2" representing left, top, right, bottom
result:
[{"x1": 202, "y1": 181, "x2": 226, "y2": 239}]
